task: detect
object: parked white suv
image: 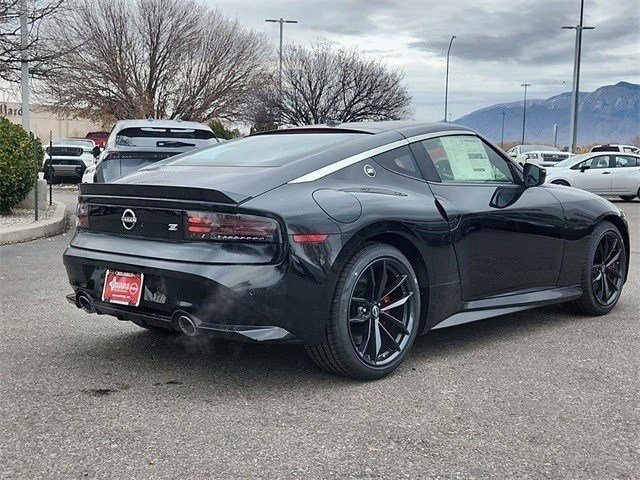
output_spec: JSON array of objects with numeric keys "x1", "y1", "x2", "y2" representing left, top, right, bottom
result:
[
  {"x1": 83, "y1": 119, "x2": 218, "y2": 183},
  {"x1": 43, "y1": 138, "x2": 98, "y2": 183},
  {"x1": 505, "y1": 144, "x2": 571, "y2": 167}
]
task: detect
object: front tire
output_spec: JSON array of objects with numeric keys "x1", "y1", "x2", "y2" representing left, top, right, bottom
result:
[
  {"x1": 566, "y1": 221, "x2": 626, "y2": 315},
  {"x1": 306, "y1": 242, "x2": 421, "y2": 380}
]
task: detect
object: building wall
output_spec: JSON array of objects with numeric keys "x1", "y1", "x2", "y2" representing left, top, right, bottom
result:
[{"x1": 0, "y1": 102, "x2": 106, "y2": 142}]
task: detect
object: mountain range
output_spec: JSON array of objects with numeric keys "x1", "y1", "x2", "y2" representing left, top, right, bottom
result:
[{"x1": 454, "y1": 82, "x2": 639, "y2": 146}]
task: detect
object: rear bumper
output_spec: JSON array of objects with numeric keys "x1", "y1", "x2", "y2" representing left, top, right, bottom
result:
[
  {"x1": 65, "y1": 293, "x2": 298, "y2": 342},
  {"x1": 63, "y1": 241, "x2": 335, "y2": 344}
]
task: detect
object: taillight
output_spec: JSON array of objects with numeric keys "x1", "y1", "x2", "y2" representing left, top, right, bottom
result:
[
  {"x1": 185, "y1": 211, "x2": 280, "y2": 243},
  {"x1": 76, "y1": 202, "x2": 89, "y2": 228}
]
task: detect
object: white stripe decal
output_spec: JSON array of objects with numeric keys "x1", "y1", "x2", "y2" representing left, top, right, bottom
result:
[{"x1": 288, "y1": 130, "x2": 468, "y2": 184}]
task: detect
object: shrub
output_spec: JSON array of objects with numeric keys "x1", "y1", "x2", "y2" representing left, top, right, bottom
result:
[
  {"x1": 208, "y1": 120, "x2": 242, "y2": 140},
  {"x1": 0, "y1": 117, "x2": 40, "y2": 214}
]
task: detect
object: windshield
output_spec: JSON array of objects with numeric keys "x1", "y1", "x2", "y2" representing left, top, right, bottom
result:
[
  {"x1": 96, "y1": 151, "x2": 179, "y2": 182},
  {"x1": 554, "y1": 153, "x2": 589, "y2": 168},
  {"x1": 520, "y1": 145, "x2": 559, "y2": 153},
  {"x1": 163, "y1": 133, "x2": 368, "y2": 168}
]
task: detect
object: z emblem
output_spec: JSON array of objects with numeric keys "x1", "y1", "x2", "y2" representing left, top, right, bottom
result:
[{"x1": 167, "y1": 223, "x2": 178, "y2": 231}]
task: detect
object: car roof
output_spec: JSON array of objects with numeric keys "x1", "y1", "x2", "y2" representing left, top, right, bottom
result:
[
  {"x1": 260, "y1": 121, "x2": 472, "y2": 138},
  {"x1": 112, "y1": 119, "x2": 213, "y2": 131},
  {"x1": 52, "y1": 138, "x2": 94, "y2": 145},
  {"x1": 567, "y1": 152, "x2": 640, "y2": 163}
]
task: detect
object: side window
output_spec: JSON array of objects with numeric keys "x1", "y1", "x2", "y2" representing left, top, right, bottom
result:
[
  {"x1": 589, "y1": 155, "x2": 612, "y2": 169},
  {"x1": 422, "y1": 135, "x2": 514, "y2": 183},
  {"x1": 373, "y1": 146, "x2": 421, "y2": 179},
  {"x1": 615, "y1": 155, "x2": 637, "y2": 167}
]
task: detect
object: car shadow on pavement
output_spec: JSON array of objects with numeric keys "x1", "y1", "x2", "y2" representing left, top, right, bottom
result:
[{"x1": 68, "y1": 303, "x2": 593, "y2": 392}]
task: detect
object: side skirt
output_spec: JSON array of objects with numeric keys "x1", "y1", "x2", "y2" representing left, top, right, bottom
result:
[{"x1": 431, "y1": 286, "x2": 582, "y2": 330}]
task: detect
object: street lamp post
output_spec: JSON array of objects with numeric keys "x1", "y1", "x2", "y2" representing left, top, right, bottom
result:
[
  {"x1": 444, "y1": 35, "x2": 456, "y2": 123},
  {"x1": 563, "y1": 0, "x2": 594, "y2": 153},
  {"x1": 501, "y1": 111, "x2": 506, "y2": 149},
  {"x1": 520, "y1": 83, "x2": 531, "y2": 145},
  {"x1": 265, "y1": 17, "x2": 298, "y2": 118}
]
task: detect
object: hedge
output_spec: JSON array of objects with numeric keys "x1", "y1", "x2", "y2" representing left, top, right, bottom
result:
[{"x1": 0, "y1": 117, "x2": 42, "y2": 214}]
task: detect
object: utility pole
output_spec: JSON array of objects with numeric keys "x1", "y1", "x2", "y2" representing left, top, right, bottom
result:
[
  {"x1": 265, "y1": 17, "x2": 298, "y2": 123},
  {"x1": 20, "y1": 0, "x2": 37, "y2": 220},
  {"x1": 501, "y1": 112, "x2": 506, "y2": 149},
  {"x1": 444, "y1": 35, "x2": 456, "y2": 123},
  {"x1": 521, "y1": 83, "x2": 531, "y2": 145},
  {"x1": 20, "y1": 0, "x2": 30, "y2": 132},
  {"x1": 563, "y1": 0, "x2": 594, "y2": 153}
]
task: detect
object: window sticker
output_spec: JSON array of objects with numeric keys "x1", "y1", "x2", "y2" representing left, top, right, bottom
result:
[{"x1": 440, "y1": 136, "x2": 496, "y2": 181}]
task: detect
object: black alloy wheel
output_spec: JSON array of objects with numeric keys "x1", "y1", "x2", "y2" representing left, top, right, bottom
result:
[
  {"x1": 567, "y1": 221, "x2": 626, "y2": 315},
  {"x1": 591, "y1": 231, "x2": 624, "y2": 307},
  {"x1": 306, "y1": 243, "x2": 421, "y2": 380},
  {"x1": 348, "y1": 258, "x2": 416, "y2": 367}
]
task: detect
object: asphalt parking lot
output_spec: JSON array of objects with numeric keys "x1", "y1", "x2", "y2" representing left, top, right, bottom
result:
[{"x1": 0, "y1": 188, "x2": 638, "y2": 479}]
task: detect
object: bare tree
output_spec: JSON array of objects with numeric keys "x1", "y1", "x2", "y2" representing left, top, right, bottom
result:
[
  {"x1": 40, "y1": 0, "x2": 270, "y2": 123},
  {"x1": 0, "y1": 0, "x2": 64, "y2": 81},
  {"x1": 252, "y1": 43, "x2": 412, "y2": 126}
]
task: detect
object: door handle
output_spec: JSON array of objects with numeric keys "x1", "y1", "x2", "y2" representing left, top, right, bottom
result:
[{"x1": 602, "y1": 171, "x2": 611, "y2": 174}]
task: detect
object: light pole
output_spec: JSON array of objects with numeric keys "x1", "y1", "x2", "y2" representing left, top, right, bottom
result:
[
  {"x1": 520, "y1": 83, "x2": 531, "y2": 145},
  {"x1": 444, "y1": 35, "x2": 456, "y2": 123},
  {"x1": 501, "y1": 111, "x2": 506, "y2": 149},
  {"x1": 563, "y1": 0, "x2": 594, "y2": 153},
  {"x1": 265, "y1": 17, "x2": 298, "y2": 114}
]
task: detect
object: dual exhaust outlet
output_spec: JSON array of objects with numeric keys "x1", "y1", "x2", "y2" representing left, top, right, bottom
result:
[{"x1": 74, "y1": 292, "x2": 200, "y2": 336}]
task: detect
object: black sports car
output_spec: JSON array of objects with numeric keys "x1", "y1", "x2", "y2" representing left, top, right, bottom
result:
[{"x1": 63, "y1": 121, "x2": 629, "y2": 379}]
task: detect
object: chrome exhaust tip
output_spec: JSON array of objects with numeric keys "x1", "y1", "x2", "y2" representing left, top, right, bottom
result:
[
  {"x1": 176, "y1": 314, "x2": 198, "y2": 337},
  {"x1": 76, "y1": 292, "x2": 95, "y2": 314}
]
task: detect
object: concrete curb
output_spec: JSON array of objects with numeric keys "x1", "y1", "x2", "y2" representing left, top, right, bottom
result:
[{"x1": 0, "y1": 201, "x2": 68, "y2": 245}]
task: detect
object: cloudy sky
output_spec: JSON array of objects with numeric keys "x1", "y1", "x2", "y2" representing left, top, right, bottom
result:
[{"x1": 210, "y1": 0, "x2": 640, "y2": 121}]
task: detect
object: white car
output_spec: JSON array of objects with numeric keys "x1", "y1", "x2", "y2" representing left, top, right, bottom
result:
[
  {"x1": 545, "y1": 152, "x2": 640, "y2": 201},
  {"x1": 43, "y1": 138, "x2": 99, "y2": 183},
  {"x1": 84, "y1": 119, "x2": 219, "y2": 183},
  {"x1": 505, "y1": 144, "x2": 570, "y2": 166}
]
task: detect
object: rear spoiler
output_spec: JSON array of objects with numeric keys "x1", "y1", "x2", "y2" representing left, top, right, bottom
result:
[{"x1": 79, "y1": 183, "x2": 238, "y2": 204}]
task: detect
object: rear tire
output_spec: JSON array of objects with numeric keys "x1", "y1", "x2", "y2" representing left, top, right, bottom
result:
[
  {"x1": 566, "y1": 221, "x2": 626, "y2": 316},
  {"x1": 619, "y1": 196, "x2": 635, "y2": 202},
  {"x1": 306, "y1": 242, "x2": 421, "y2": 380}
]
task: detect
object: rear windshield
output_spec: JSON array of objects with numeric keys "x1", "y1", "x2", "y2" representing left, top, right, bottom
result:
[
  {"x1": 97, "y1": 151, "x2": 179, "y2": 182},
  {"x1": 117, "y1": 127, "x2": 215, "y2": 140},
  {"x1": 165, "y1": 133, "x2": 366, "y2": 167}
]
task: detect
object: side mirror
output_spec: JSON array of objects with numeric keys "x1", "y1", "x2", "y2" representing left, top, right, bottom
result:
[
  {"x1": 523, "y1": 163, "x2": 546, "y2": 188},
  {"x1": 92, "y1": 146, "x2": 101, "y2": 158},
  {"x1": 579, "y1": 165, "x2": 590, "y2": 173}
]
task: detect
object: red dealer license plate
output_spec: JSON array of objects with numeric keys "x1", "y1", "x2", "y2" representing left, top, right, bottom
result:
[{"x1": 102, "y1": 270, "x2": 144, "y2": 306}]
